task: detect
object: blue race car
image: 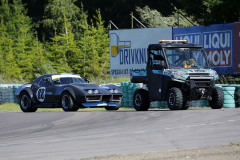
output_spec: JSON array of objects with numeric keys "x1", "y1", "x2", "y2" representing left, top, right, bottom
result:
[{"x1": 15, "y1": 73, "x2": 123, "y2": 112}]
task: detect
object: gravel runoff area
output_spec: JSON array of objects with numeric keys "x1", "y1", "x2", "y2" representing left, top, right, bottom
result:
[{"x1": 81, "y1": 144, "x2": 240, "y2": 160}]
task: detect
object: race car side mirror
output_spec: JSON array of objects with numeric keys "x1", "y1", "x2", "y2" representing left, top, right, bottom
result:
[
  {"x1": 84, "y1": 78, "x2": 89, "y2": 83},
  {"x1": 46, "y1": 78, "x2": 51, "y2": 85}
]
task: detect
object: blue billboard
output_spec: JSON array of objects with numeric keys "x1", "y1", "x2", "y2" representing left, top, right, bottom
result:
[{"x1": 173, "y1": 23, "x2": 234, "y2": 74}]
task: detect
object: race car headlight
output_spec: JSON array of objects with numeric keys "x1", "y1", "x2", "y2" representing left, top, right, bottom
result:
[
  {"x1": 109, "y1": 89, "x2": 113, "y2": 93},
  {"x1": 86, "y1": 89, "x2": 99, "y2": 94},
  {"x1": 114, "y1": 89, "x2": 118, "y2": 93},
  {"x1": 87, "y1": 90, "x2": 93, "y2": 94},
  {"x1": 93, "y1": 89, "x2": 99, "y2": 94}
]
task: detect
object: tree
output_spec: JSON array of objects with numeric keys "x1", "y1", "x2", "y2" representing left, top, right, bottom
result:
[
  {"x1": 136, "y1": 5, "x2": 198, "y2": 28},
  {"x1": 177, "y1": 0, "x2": 240, "y2": 25},
  {"x1": 42, "y1": 0, "x2": 80, "y2": 38}
]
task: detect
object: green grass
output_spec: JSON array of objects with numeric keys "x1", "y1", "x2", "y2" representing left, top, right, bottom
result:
[{"x1": 0, "y1": 103, "x2": 134, "y2": 112}]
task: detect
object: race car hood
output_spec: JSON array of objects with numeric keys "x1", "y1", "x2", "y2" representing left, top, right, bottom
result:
[
  {"x1": 70, "y1": 83, "x2": 122, "y2": 94},
  {"x1": 70, "y1": 83, "x2": 99, "y2": 88}
]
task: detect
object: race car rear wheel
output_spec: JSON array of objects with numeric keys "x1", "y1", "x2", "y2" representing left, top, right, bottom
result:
[
  {"x1": 61, "y1": 92, "x2": 79, "y2": 112},
  {"x1": 20, "y1": 92, "x2": 37, "y2": 112}
]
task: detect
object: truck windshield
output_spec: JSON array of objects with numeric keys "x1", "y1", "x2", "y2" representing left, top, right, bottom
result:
[{"x1": 164, "y1": 48, "x2": 209, "y2": 69}]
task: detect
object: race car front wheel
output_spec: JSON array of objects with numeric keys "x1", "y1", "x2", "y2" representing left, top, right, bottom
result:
[
  {"x1": 20, "y1": 92, "x2": 37, "y2": 112},
  {"x1": 61, "y1": 92, "x2": 79, "y2": 112}
]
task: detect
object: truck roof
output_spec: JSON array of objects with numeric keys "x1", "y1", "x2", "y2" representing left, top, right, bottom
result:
[{"x1": 148, "y1": 40, "x2": 203, "y2": 50}]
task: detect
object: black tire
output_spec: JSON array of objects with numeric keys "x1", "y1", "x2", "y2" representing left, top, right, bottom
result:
[
  {"x1": 181, "y1": 101, "x2": 190, "y2": 110},
  {"x1": 19, "y1": 92, "x2": 37, "y2": 112},
  {"x1": 209, "y1": 87, "x2": 224, "y2": 109},
  {"x1": 167, "y1": 87, "x2": 183, "y2": 110},
  {"x1": 61, "y1": 92, "x2": 79, "y2": 112},
  {"x1": 133, "y1": 89, "x2": 150, "y2": 111}
]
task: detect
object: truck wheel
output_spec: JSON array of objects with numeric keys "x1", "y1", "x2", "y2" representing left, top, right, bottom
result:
[
  {"x1": 181, "y1": 101, "x2": 190, "y2": 110},
  {"x1": 61, "y1": 92, "x2": 79, "y2": 112},
  {"x1": 20, "y1": 92, "x2": 37, "y2": 112},
  {"x1": 133, "y1": 89, "x2": 150, "y2": 111},
  {"x1": 167, "y1": 87, "x2": 183, "y2": 110},
  {"x1": 209, "y1": 87, "x2": 224, "y2": 109}
]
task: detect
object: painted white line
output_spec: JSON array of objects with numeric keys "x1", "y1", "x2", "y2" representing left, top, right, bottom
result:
[
  {"x1": 210, "y1": 122, "x2": 223, "y2": 125},
  {"x1": 34, "y1": 139, "x2": 62, "y2": 144},
  {"x1": 134, "y1": 131, "x2": 147, "y2": 134}
]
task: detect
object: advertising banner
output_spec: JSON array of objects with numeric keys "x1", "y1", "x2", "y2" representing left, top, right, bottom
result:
[
  {"x1": 110, "y1": 27, "x2": 172, "y2": 77},
  {"x1": 234, "y1": 22, "x2": 240, "y2": 73},
  {"x1": 174, "y1": 23, "x2": 234, "y2": 74}
]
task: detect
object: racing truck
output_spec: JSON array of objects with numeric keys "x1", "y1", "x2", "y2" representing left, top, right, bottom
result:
[{"x1": 130, "y1": 40, "x2": 224, "y2": 111}]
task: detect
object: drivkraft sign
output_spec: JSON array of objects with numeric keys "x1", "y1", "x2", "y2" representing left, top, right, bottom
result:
[{"x1": 109, "y1": 27, "x2": 172, "y2": 77}]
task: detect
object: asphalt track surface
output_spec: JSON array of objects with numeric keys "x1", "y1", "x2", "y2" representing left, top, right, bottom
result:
[{"x1": 0, "y1": 108, "x2": 240, "y2": 160}]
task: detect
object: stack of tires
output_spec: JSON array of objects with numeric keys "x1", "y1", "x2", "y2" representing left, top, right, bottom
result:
[
  {"x1": 235, "y1": 85, "x2": 240, "y2": 107},
  {"x1": 200, "y1": 100, "x2": 209, "y2": 107},
  {"x1": 13, "y1": 85, "x2": 21, "y2": 104},
  {"x1": 0, "y1": 85, "x2": 14, "y2": 104},
  {"x1": 120, "y1": 82, "x2": 138, "y2": 107},
  {"x1": 150, "y1": 101, "x2": 168, "y2": 108},
  {"x1": 157, "y1": 101, "x2": 168, "y2": 108},
  {"x1": 222, "y1": 86, "x2": 236, "y2": 108}
]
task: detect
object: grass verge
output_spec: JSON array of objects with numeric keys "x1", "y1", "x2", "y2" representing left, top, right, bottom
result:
[{"x1": 81, "y1": 144, "x2": 240, "y2": 160}]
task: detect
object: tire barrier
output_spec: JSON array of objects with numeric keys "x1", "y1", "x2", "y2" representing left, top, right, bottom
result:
[
  {"x1": 119, "y1": 82, "x2": 240, "y2": 108},
  {"x1": 120, "y1": 82, "x2": 138, "y2": 107},
  {"x1": 222, "y1": 86, "x2": 236, "y2": 108},
  {"x1": 0, "y1": 84, "x2": 21, "y2": 104},
  {"x1": 235, "y1": 85, "x2": 240, "y2": 107},
  {"x1": 119, "y1": 82, "x2": 168, "y2": 108},
  {"x1": 201, "y1": 100, "x2": 209, "y2": 107},
  {"x1": 0, "y1": 83, "x2": 239, "y2": 109}
]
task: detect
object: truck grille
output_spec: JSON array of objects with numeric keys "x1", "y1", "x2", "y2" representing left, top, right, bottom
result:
[
  {"x1": 189, "y1": 73, "x2": 210, "y2": 76},
  {"x1": 195, "y1": 81, "x2": 211, "y2": 87}
]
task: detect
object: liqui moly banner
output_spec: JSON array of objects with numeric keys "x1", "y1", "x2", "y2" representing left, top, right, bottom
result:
[
  {"x1": 174, "y1": 23, "x2": 234, "y2": 74},
  {"x1": 234, "y1": 22, "x2": 240, "y2": 73},
  {"x1": 109, "y1": 27, "x2": 172, "y2": 77}
]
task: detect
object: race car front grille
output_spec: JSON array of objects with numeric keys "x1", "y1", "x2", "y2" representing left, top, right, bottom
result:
[
  {"x1": 85, "y1": 95, "x2": 102, "y2": 102},
  {"x1": 102, "y1": 95, "x2": 111, "y2": 101}
]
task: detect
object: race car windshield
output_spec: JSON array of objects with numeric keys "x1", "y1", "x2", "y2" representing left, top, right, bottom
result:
[
  {"x1": 164, "y1": 48, "x2": 209, "y2": 69},
  {"x1": 53, "y1": 77, "x2": 86, "y2": 84}
]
